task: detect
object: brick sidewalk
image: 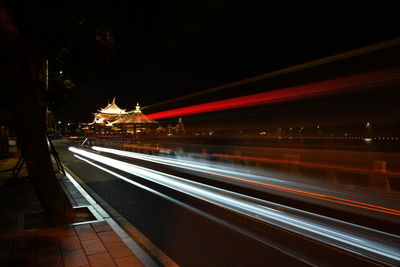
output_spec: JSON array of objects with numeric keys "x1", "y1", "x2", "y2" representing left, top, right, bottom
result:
[
  {"x1": 0, "y1": 156, "x2": 149, "y2": 266},
  {"x1": 13, "y1": 220, "x2": 144, "y2": 266}
]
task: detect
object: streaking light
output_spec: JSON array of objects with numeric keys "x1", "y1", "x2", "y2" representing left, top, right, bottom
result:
[
  {"x1": 142, "y1": 67, "x2": 400, "y2": 120},
  {"x1": 123, "y1": 144, "x2": 172, "y2": 152},
  {"x1": 144, "y1": 39, "x2": 400, "y2": 111},
  {"x1": 92, "y1": 146, "x2": 400, "y2": 216},
  {"x1": 70, "y1": 146, "x2": 400, "y2": 265},
  {"x1": 73, "y1": 154, "x2": 315, "y2": 264}
]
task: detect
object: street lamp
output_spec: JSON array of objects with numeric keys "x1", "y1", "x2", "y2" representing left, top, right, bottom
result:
[{"x1": 55, "y1": 121, "x2": 61, "y2": 131}]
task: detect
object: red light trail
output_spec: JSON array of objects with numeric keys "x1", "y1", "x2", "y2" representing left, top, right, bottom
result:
[{"x1": 144, "y1": 67, "x2": 400, "y2": 120}]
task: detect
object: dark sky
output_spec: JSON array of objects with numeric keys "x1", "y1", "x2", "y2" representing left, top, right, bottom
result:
[
  {"x1": 2, "y1": 1, "x2": 399, "y2": 123},
  {"x1": 65, "y1": 2, "x2": 399, "y2": 122}
]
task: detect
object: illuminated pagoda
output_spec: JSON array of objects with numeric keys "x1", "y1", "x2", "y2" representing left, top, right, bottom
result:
[
  {"x1": 112, "y1": 103, "x2": 158, "y2": 135},
  {"x1": 92, "y1": 97, "x2": 132, "y2": 126},
  {"x1": 85, "y1": 98, "x2": 158, "y2": 137}
]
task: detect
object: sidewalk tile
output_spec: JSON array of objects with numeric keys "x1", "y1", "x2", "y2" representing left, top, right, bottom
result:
[
  {"x1": 81, "y1": 237, "x2": 107, "y2": 255},
  {"x1": 59, "y1": 236, "x2": 82, "y2": 251},
  {"x1": 115, "y1": 255, "x2": 144, "y2": 267},
  {"x1": 105, "y1": 242, "x2": 132, "y2": 259},
  {"x1": 98, "y1": 230, "x2": 120, "y2": 245},
  {"x1": 91, "y1": 221, "x2": 112, "y2": 233},
  {"x1": 74, "y1": 224, "x2": 97, "y2": 241},
  {"x1": 37, "y1": 225, "x2": 75, "y2": 240},
  {"x1": 88, "y1": 252, "x2": 117, "y2": 267},
  {"x1": 53, "y1": 225, "x2": 76, "y2": 238},
  {"x1": 62, "y1": 248, "x2": 90, "y2": 267}
]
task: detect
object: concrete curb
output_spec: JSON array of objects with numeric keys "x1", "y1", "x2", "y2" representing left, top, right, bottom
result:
[{"x1": 62, "y1": 163, "x2": 178, "y2": 266}]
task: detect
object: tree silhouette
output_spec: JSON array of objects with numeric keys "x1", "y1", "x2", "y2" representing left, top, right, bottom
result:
[{"x1": 1, "y1": 2, "x2": 75, "y2": 222}]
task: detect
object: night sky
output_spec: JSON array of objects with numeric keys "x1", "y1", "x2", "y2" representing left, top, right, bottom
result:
[{"x1": 2, "y1": 1, "x2": 399, "y2": 123}]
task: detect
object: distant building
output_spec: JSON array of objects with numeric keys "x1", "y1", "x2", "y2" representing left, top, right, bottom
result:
[
  {"x1": 92, "y1": 97, "x2": 132, "y2": 125},
  {"x1": 84, "y1": 98, "x2": 158, "y2": 137},
  {"x1": 167, "y1": 117, "x2": 185, "y2": 135},
  {"x1": 83, "y1": 98, "x2": 188, "y2": 138}
]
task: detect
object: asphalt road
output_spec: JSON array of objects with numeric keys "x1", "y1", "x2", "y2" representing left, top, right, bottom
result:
[{"x1": 55, "y1": 140, "x2": 387, "y2": 266}]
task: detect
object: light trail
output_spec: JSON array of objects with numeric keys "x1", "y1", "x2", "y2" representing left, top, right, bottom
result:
[
  {"x1": 143, "y1": 39, "x2": 400, "y2": 111},
  {"x1": 212, "y1": 153, "x2": 400, "y2": 177},
  {"x1": 71, "y1": 154, "x2": 315, "y2": 265},
  {"x1": 69, "y1": 146, "x2": 400, "y2": 266},
  {"x1": 122, "y1": 144, "x2": 172, "y2": 152},
  {"x1": 143, "y1": 67, "x2": 400, "y2": 120},
  {"x1": 92, "y1": 146, "x2": 400, "y2": 216}
]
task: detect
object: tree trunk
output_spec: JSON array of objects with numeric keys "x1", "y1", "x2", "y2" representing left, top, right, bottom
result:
[{"x1": 0, "y1": 4, "x2": 75, "y2": 223}]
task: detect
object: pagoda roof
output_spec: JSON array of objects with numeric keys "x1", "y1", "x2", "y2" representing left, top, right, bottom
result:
[
  {"x1": 98, "y1": 97, "x2": 129, "y2": 114},
  {"x1": 113, "y1": 103, "x2": 157, "y2": 124},
  {"x1": 119, "y1": 113, "x2": 157, "y2": 124},
  {"x1": 89, "y1": 117, "x2": 106, "y2": 125}
]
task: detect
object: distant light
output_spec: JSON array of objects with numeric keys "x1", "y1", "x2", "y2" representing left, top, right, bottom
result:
[
  {"x1": 58, "y1": 121, "x2": 61, "y2": 124},
  {"x1": 59, "y1": 71, "x2": 63, "y2": 74},
  {"x1": 317, "y1": 125, "x2": 320, "y2": 128}
]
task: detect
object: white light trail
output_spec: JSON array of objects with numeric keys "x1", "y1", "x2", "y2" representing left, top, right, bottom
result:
[
  {"x1": 70, "y1": 146, "x2": 400, "y2": 265},
  {"x1": 92, "y1": 146, "x2": 282, "y2": 184},
  {"x1": 73, "y1": 154, "x2": 315, "y2": 265},
  {"x1": 90, "y1": 146, "x2": 400, "y2": 216}
]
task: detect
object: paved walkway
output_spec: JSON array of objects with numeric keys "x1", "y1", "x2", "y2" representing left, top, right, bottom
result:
[{"x1": 0, "y1": 154, "x2": 154, "y2": 266}]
